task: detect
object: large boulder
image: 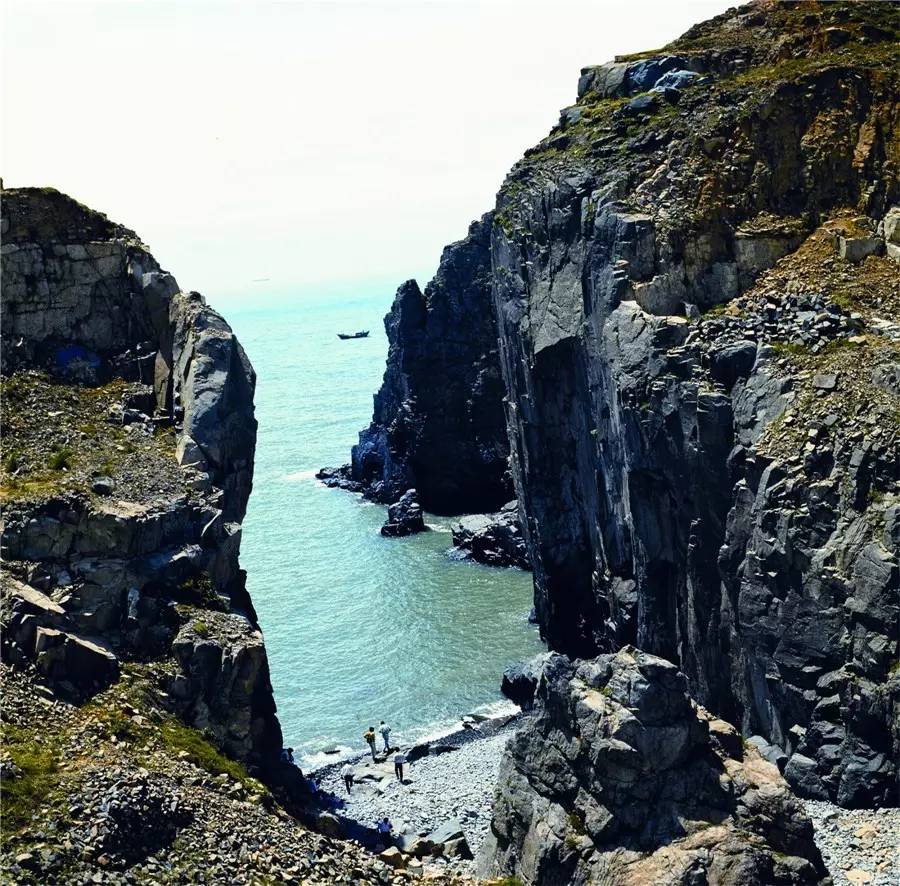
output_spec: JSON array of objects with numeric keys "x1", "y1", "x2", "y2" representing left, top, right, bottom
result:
[
  {"x1": 501, "y1": 653, "x2": 551, "y2": 710},
  {"x1": 451, "y1": 501, "x2": 531, "y2": 569},
  {"x1": 479, "y1": 648, "x2": 828, "y2": 885},
  {"x1": 33, "y1": 628, "x2": 120, "y2": 697},
  {"x1": 380, "y1": 489, "x2": 426, "y2": 537}
]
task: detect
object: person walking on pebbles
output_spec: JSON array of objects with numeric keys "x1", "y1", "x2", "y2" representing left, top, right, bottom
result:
[
  {"x1": 363, "y1": 726, "x2": 377, "y2": 761},
  {"x1": 341, "y1": 762, "x2": 354, "y2": 794},
  {"x1": 379, "y1": 720, "x2": 392, "y2": 753},
  {"x1": 393, "y1": 750, "x2": 406, "y2": 783}
]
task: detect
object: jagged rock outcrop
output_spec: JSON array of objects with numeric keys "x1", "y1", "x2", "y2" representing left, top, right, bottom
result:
[
  {"x1": 500, "y1": 653, "x2": 550, "y2": 710},
  {"x1": 451, "y1": 501, "x2": 531, "y2": 569},
  {"x1": 0, "y1": 187, "x2": 282, "y2": 770},
  {"x1": 480, "y1": 648, "x2": 829, "y2": 885},
  {"x1": 380, "y1": 488, "x2": 427, "y2": 537},
  {"x1": 352, "y1": 2, "x2": 898, "y2": 806},
  {"x1": 345, "y1": 214, "x2": 511, "y2": 514}
]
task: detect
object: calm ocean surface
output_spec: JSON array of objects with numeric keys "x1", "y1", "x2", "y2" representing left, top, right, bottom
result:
[{"x1": 217, "y1": 286, "x2": 543, "y2": 768}]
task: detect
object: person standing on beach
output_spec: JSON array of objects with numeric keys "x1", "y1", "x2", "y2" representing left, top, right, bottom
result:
[
  {"x1": 363, "y1": 726, "x2": 377, "y2": 760},
  {"x1": 393, "y1": 750, "x2": 406, "y2": 783},
  {"x1": 341, "y1": 763, "x2": 354, "y2": 794},
  {"x1": 379, "y1": 721, "x2": 392, "y2": 752}
]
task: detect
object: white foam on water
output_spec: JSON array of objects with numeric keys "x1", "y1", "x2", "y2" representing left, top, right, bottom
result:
[
  {"x1": 301, "y1": 743, "x2": 355, "y2": 770},
  {"x1": 284, "y1": 469, "x2": 319, "y2": 482},
  {"x1": 411, "y1": 698, "x2": 521, "y2": 747}
]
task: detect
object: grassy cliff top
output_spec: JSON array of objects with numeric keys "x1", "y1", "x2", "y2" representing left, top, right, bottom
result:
[
  {"x1": 1, "y1": 187, "x2": 140, "y2": 246},
  {"x1": 496, "y1": 0, "x2": 900, "y2": 237},
  {"x1": 0, "y1": 371, "x2": 184, "y2": 506}
]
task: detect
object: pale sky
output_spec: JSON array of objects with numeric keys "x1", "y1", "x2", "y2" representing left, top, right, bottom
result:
[{"x1": 2, "y1": 0, "x2": 731, "y2": 299}]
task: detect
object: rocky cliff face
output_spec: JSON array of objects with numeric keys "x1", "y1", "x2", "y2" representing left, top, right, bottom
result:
[
  {"x1": 357, "y1": 1, "x2": 900, "y2": 808},
  {"x1": 348, "y1": 214, "x2": 512, "y2": 514},
  {"x1": 480, "y1": 648, "x2": 829, "y2": 885},
  {"x1": 1, "y1": 187, "x2": 281, "y2": 769}
]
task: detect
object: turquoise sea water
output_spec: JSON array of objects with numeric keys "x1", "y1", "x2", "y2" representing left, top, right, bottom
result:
[{"x1": 218, "y1": 287, "x2": 543, "y2": 768}]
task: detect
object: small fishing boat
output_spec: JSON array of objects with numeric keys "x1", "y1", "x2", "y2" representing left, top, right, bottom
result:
[{"x1": 337, "y1": 330, "x2": 370, "y2": 340}]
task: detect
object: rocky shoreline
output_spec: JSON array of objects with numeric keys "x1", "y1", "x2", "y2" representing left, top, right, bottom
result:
[
  {"x1": 802, "y1": 800, "x2": 898, "y2": 886},
  {"x1": 308, "y1": 695, "x2": 900, "y2": 885},
  {"x1": 3, "y1": 4, "x2": 899, "y2": 885}
]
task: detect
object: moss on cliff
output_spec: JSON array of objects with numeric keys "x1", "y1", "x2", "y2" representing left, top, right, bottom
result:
[
  {"x1": 495, "y1": 1, "x2": 899, "y2": 242},
  {"x1": 0, "y1": 723, "x2": 63, "y2": 834}
]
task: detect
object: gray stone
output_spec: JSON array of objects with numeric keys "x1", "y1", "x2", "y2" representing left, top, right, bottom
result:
[
  {"x1": 91, "y1": 477, "x2": 115, "y2": 496},
  {"x1": 500, "y1": 654, "x2": 550, "y2": 710},
  {"x1": 479, "y1": 648, "x2": 828, "y2": 884},
  {"x1": 837, "y1": 234, "x2": 883, "y2": 263},
  {"x1": 813, "y1": 372, "x2": 838, "y2": 391},
  {"x1": 426, "y1": 818, "x2": 465, "y2": 845},
  {"x1": 33, "y1": 627, "x2": 120, "y2": 695},
  {"x1": 451, "y1": 501, "x2": 530, "y2": 569},
  {"x1": 883, "y1": 206, "x2": 900, "y2": 244}
]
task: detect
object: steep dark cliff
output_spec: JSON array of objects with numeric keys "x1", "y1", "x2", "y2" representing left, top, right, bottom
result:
[
  {"x1": 0, "y1": 188, "x2": 473, "y2": 886},
  {"x1": 348, "y1": 214, "x2": 512, "y2": 514},
  {"x1": 357, "y1": 0, "x2": 900, "y2": 809}
]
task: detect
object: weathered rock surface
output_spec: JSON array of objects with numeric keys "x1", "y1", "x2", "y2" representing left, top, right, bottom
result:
[
  {"x1": 0, "y1": 664, "x2": 462, "y2": 885},
  {"x1": 500, "y1": 653, "x2": 551, "y2": 710},
  {"x1": 451, "y1": 501, "x2": 530, "y2": 569},
  {"x1": 0, "y1": 186, "x2": 279, "y2": 770},
  {"x1": 346, "y1": 215, "x2": 512, "y2": 514},
  {"x1": 480, "y1": 648, "x2": 829, "y2": 885}
]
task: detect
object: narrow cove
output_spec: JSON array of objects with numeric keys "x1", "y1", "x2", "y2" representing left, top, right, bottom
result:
[{"x1": 219, "y1": 286, "x2": 543, "y2": 768}]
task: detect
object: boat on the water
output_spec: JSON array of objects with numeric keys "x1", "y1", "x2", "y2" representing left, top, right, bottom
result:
[{"x1": 337, "y1": 330, "x2": 370, "y2": 340}]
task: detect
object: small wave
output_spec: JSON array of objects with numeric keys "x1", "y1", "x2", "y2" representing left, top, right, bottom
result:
[
  {"x1": 411, "y1": 699, "x2": 519, "y2": 746},
  {"x1": 469, "y1": 698, "x2": 520, "y2": 720},
  {"x1": 300, "y1": 743, "x2": 355, "y2": 770},
  {"x1": 284, "y1": 469, "x2": 320, "y2": 482},
  {"x1": 424, "y1": 521, "x2": 450, "y2": 533}
]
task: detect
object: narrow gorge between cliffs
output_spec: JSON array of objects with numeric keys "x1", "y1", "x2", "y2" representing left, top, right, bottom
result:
[
  {"x1": 220, "y1": 288, "x2": 543, "y2": 768},
  {"x1": 2, "y1": 2, "x2": 898, "y2": 884}
]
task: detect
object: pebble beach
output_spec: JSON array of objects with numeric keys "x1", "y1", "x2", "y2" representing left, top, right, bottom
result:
[{"x1": 312, "y1": 714, "x2": 525, "y2": 875}]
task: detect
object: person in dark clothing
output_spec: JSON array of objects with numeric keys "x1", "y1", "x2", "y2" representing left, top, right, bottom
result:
[
  {"x1": 363, "y1": 726, "x2": 377, "y2": 760},
  {"x1": 376, "y1": 817, "x2": 392, "y2": 841}
]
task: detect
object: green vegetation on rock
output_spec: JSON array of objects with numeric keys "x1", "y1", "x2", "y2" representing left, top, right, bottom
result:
[{"x1": 0, "y1": 723, "x2": 62, "y2": 835}]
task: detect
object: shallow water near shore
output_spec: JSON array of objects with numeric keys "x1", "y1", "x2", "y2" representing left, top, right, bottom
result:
[{"x1": 216, "y1": 286, "x2": 543, "y2": 768}]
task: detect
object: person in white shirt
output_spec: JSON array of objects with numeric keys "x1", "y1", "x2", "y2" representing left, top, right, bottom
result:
[
  {"x1": 393, "y1": 751, "x2": 406, "y2": 783},
  {"x1": 341, "y1": 763, "x2": 354, "y2": 794},
  {"x1": 379, "y1": 721, "x2": 392, "y2": 752}
]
